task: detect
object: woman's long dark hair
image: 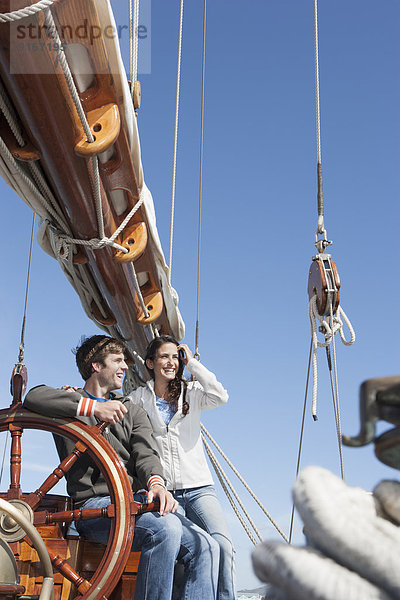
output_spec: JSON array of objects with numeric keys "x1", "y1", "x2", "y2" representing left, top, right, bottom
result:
[{"x1": 145, "y1": 335, "x2": 189, "y2": 415}]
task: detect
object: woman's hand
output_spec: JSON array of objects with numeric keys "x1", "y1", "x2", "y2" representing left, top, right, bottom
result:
[
  {"x1": 61, "y1": 385, "x2": 78, "y2": 392},
  {"x1": 148, "y1": 485, "x2": 178, "y2": 516},
  {"x1": 177, "y1": 344, "x2": 193, "y2": 365}
]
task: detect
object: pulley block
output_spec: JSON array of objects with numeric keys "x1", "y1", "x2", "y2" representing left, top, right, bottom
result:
[{"x1": 308, "y1": 253, "x2": 340, "y2": 316}]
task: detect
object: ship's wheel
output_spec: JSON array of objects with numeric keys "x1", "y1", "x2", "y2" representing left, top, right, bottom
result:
[{"x1": 0, "y1": 387, "x2": 138, "y2": 600}]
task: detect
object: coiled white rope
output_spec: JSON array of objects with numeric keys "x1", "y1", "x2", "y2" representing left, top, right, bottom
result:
[
  {"x1": 201, "y1": 424, "x2": 289, "y2": 543},
  {"x1": 0, "y1": 0, "x2": 57, "y2": 22},
  {"x1": 308, "y1": 295, "x2": 355, "y2": 419}
]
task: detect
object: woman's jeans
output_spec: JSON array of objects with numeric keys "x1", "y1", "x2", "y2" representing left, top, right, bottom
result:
[
  {"x1": 75, "y1": 494, "x2": 219, "y2": 600},
  {"x1": 173, "y1": 485, "x2": 236, "y2": 600}
]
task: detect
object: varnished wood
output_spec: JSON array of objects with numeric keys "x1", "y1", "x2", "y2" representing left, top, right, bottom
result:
[
  {"x1": 25, "y1": 443, "x2": 89, "y2": 511},
  {"x1": 308, "y1": 255, "x2": 341, "y2": 315},
  {"x1": 114, "y1": 222, "x2": 148, "y2": 263},
  {"x1": 90, "y1": 299, "x2": 117, "y2": 326},
  {"x1": 0, "y1": 0, "x2": 179, "y2": 362},
  {"x1": 0, "y1": 408, "x2": 135, "y2": 600},
  {"x1": 136, "y1": 290, "x2": 164, "y2": 325},
  {"x1": 75, "y1": 104, "x2": 121, "y2": 156},
  {"x1": 0, "y1": 584, "x2": 25, "y2": 596},
  {"x1": 133, "y1": 81, "x2": 141, "y2": 110},
  {"x1": 10, "y1": 366, "x2": 27, "y2": 406},
  {"x1": 76, "y1": 541, "x2": 141, "y2": 600},
  {"x1": 8, "y1": 425, "x2": 22, "y2": 499},
  {"x1": 34, "y1": 505, "x2": 114, "y2": 526}
]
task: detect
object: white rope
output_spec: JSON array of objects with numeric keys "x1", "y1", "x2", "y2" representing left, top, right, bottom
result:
[
  {"x1": 201, "y1": 424, "x2": 289, "y2": 543},
  {"x1": 128, "y1": 262, "x2": 150, "y2": 319},
  {"x1": 0, "y1": 0, "x2": 57, "y2": 22},
  {"x1": 0, "y1": 82, "x2": 63, "y2": 217},
  {"x1": 194, "y1": 0, "x2": 207, "y2": 359},
  {"x1": 109, "y1": 193, "x2": 145, "y2": 242},
  {"x1": 48, "y1": 189, "x2": 145, "y2": 256},
  {"x1": 328, "y1": 304, "x2": 345, "y2": 479},
  {"x1": 308, "y1": 295, "x2": 355, "y2": 419},
  {"x1": 314, "y1": 0, "x2": 322, "y2": 167},
  {"x1": 0, "y1": 83, "x2": 24, "y2": 146},
  {"x1": 50, "y1": 229, "x2": 126, "y2": 255},
  {"x1": 43, "y1": 9, "x2": 108, "y2": 239},
  {"x1": 47, "y1": 225, "x2": 112, "y2": 325},
  {"x1": 168, "y1": 0, "x2": 184, "y2": 284},
  {"x1": 314, "y1": 0, "x2": 325, "y2": 234},
  {"x1": 0, "y1": 136, "x2": 69, "y2": 231},
  {"x1": 43, "y1": 10, "x2": 146, "y2": 252},
  {"x1": 203, "y1": 436, "x2": 263, "y2": 544},
  {"x1": 204, "y1": 439, "x2": 258, "y2": 546},
  {"x1": 253, "y1": 466, "x2": 400, "y2": 599},
  {"x1": 129, "y1": 0, "x2": 140, "y2": 96}
]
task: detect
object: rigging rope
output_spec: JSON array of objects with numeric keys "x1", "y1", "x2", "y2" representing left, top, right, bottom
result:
[
  {"x1": 0, "y1": 0, "x2": 56, "y2": 22},
  {"x1": 168, "y1": 0, "x2": 184, "y2": 284},
  {"x1": 313, "y1": 0, "x2": 325, "y2": 237},
  {"x1": 288, "y1": 340, "x2": 313, "y2": 544},
  {"x1": 129, "y1": 0, "x2": 140, "y2": 97},
  {"x1": 0, "y1": 0, "x2": 162, "y2": 381},
  {"x1": 0, "y1": 137, "x2": 69, "y2": 231},
  {"x1": 201, "y1": 424, "x2": 289, "y2": 543},
  {"x1": 18, "y1": 214, "x2": 36, "y2": 365},
  {"x1": 194, "y1": 0, "x2": 207, "y2": 360},
  {"x1": 327, "y1": 305, "x2": 345, "y2": 479},
  {"x1": 0, "y1": 83, "x2": 68, "y2": 220},
  {"x1": 203, "y1": 438, "x2": 258, "y2": 546},
  {"x1": 308, "y1": 295, "x2": 355, "y2": 420}
]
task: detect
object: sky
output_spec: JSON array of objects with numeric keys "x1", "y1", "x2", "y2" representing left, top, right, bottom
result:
[{"x1": 1, "y1": 0, "x2": 400, "y2": 592}]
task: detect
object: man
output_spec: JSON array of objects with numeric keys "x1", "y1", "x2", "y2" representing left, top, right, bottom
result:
[{"x1": 24, "y1": 335, "x2": 219, "y2": 600}]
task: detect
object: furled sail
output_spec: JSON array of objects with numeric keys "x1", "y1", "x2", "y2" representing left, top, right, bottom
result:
[{"x1": 0, "y1": 0, "x2": 184, "y2": 382}]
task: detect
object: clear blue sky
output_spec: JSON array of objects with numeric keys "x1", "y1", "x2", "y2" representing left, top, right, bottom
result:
[{"x1": 1, "y1": 0, "x2": 399, "y2": 591}]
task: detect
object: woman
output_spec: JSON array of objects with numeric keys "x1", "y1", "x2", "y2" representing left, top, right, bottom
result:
[{"x1": 128, "y1": 335, "x2": 236, "y2": 600}]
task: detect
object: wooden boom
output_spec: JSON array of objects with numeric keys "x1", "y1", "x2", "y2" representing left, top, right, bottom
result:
[{"x1": 0, "y1": 0, "x2": 184, "y2": 378}]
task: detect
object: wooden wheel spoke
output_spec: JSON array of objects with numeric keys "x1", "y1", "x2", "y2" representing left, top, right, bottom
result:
[
  {"x1": 48, "y1": 549, "x2": 92, "y2": 595},
  {"x1": 34, "y1": 505, "x2": 115, "y2": 526},
  {"x1": 0, "y1": 407, "x2": 135, "y2": 600},
  {"x1": 8, "y1": 424, "x2": 23, "y2": 499},
  {"x1": 25, "y1": 441, "x2": 89, "y2": 511}
]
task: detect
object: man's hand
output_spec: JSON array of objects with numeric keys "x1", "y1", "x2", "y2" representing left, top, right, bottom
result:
[
  {"x1": 94, "y1": 400, "x2": 127, "y2": 424},
  {"x1": 147, "y1": 484, "x2": 178, "y2": 516}
]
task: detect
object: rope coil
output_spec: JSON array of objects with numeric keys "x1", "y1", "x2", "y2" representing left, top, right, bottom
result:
[{"x1": 308, "y1": 295, "x2": 355, "y2": 420}]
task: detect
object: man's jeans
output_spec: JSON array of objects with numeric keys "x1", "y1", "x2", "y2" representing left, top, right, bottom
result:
[
  {"x1": 75, "y1": 494, "x2": 219, "y2": 600},
  {"x1": 174, "y1": 486, "x2": 236, "y2": 600}
]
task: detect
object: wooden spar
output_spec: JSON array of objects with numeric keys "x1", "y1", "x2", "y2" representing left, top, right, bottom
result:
[{"x1": 0, "y1": 0, "x2": 184, "y2": 374}]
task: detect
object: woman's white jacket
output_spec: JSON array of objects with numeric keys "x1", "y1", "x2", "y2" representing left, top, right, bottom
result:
[{"x1": 128, "y1": 358, "x2": 228, "y2": 490}]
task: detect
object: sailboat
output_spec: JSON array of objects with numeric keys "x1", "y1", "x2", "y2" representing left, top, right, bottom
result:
[{"x1": 0, "y1": 0, "x2": 399, "y2": 597}]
